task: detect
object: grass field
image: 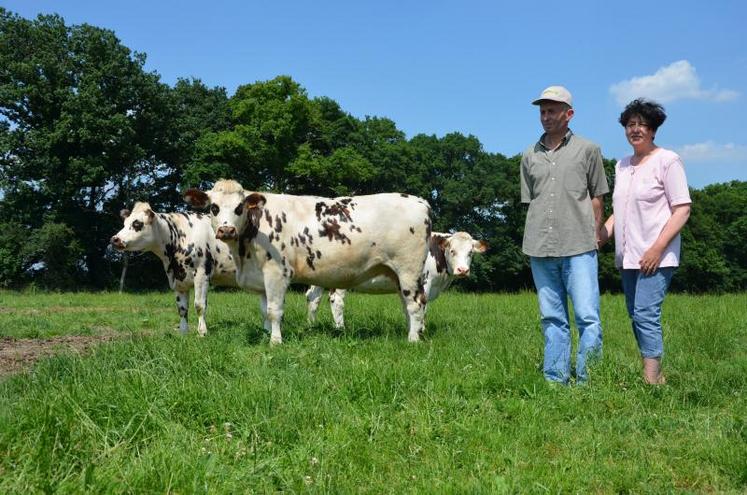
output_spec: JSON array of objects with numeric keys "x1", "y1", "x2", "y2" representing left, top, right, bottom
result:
[{"x1": 1, "y1": 289, "x2": 745, "y2": 493}]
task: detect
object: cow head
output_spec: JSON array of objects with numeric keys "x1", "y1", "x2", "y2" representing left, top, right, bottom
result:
[
  {"x1": 183, "y1": 179, "x2": 266, "y2": 243},
  {"x1": 437, "y1": 231, "x2": 488, "y2": 278},
  {"x1": 110, "y1": 202, "x2": 157, "y2": 251}
]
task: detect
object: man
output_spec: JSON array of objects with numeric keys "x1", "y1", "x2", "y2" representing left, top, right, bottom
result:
[{"x1": 520, "y1": 86, "x2": 609, "y2": 385}]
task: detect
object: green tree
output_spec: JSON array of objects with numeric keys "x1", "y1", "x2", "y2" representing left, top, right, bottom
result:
[{"x1": 0, "y1": 9, "x2": 175, "y2": 287}]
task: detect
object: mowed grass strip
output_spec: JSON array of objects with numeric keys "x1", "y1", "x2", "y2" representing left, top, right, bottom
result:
[{"x1": 0, "y1": 290, "x2": 745, "y2": 493}]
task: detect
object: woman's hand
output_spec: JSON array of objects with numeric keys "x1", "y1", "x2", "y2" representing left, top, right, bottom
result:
[{"x1": 639, "y1": 245, "x2": 664, "y2": 275}]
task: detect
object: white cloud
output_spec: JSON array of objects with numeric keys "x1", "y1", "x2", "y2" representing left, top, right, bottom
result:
[
  {"x1": 674, "y1": 141, "x2": 747, "y2": 164},
  {"x1": 609, "y1": 60, "x2": 739, "y2": 106}
]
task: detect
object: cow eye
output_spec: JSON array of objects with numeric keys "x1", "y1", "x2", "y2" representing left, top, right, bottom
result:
[
  {"x1": 234, "y1": 203, "x2": 244, "y2": 215},
  {"x1": 210, "y1": 204, "x2": 220, "y2": 215},
  {"x1": 131, "y1": 220, "x2": 144, "y2": 231}
]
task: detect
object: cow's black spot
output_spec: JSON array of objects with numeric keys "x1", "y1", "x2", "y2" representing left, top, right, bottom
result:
[
  {"x1": 402, "y1": 290, "x2": 411, "y2": 297},
  {"x1": 274, "y1": 215, "x2": 283, "y2": 233},
  {"x1": 400, "y1": 193, "x2": 410, "y2": 197},
  {"x1": 319, "y1": 219, "x2": 350, "y2": 244},
  {"x1": 205, "y1": 250, "x2": 214, "y2": 276},
  {"x1": 316, "y1": 250, "x2": 322, "y2": 259},
  {"x1": 429, "y1": 234, "x2": 449, "y2": 273},
  {"x1": 131, "y1": 220, "x2": 144, "y2": 232},
  {"x1": 315, "y1": 202, "x2": 326, "y2": 221},
  {"x1": 165, "y1": 243, "x2": 187, "y2": 282},
  {"x1": 265, "y1": 210, "x2": 272, "y2": 228},
  {"x1": 409, "y1": 227, "x2": 415, "y2": 234},
  {"x1": 266, "y1": 252, "x2": 272, "y2": 260}
]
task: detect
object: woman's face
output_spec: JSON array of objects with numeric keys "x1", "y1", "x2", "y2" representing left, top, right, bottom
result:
[{"x1": 625, "y1": 114, "x2": 655, "y2": 148}]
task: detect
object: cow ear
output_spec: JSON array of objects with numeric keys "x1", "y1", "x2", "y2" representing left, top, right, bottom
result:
[
  {"x1": 120, "y1": 209, "x2": 131, "y2": 219},
  {"x1": 437, "y1": 235, "x2": 450, "y2": 251},
  {"x1": 184, "y1": 189, "x2": 210, "y2": 209},
  {"x1": 145, "y1": 209, "x2": 155, "y2": 224},
  {"x1": 245, "y1": 193, "x2": 266, "y2": 210},
  {"x1": 473, "y1": 240, "x2": 488, "y2": 253}
]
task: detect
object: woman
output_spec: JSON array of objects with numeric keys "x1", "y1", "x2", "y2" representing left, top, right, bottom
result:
[{"x1": 599, "y1": 99, "x2": 691, "y2": 384}]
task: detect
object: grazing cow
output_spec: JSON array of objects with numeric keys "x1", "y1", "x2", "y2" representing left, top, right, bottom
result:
[
  {"x1": 305, "y1": 231, "x2": 488, "y2": 328},
  {"x1": 110, "y1": 202, "x2": 238, "y2": 336},
  {"x1": 184, "y1": 180, "x2": 432, "y2": 344}
]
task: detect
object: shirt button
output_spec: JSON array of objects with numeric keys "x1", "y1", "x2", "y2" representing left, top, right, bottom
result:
[
  {"x1": 551, "y1": 177, "x2": 555, "y2": 181},
  {"x1": 549, "y1": 226, "x2": 553, "y2": 230},
  {"x1": 552, "y1": 162, "x2": 556, "y2": 165}
]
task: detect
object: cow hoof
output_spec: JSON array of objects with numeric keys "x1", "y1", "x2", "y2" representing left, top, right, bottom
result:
[{"x1": 270, "y1": 337, "x2": 283, "y2": 345}]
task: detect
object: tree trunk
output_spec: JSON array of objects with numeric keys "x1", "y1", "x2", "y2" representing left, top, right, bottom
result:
[{"x1": 119, "y1": 252, "x2": 129, "y2": 293}]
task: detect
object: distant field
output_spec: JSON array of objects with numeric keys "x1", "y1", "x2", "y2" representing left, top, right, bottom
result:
[{"x1": 1, "y1": 290, "x2": 745, "y2": 493}]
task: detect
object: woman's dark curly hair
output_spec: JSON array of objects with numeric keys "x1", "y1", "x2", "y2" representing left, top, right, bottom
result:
[{"x1": 619, "y1": 98, "x2": 667, "y2": 132}]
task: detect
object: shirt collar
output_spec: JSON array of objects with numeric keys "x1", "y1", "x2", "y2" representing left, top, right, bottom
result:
[{"x1": 538, "y1": 129, "x2": 574, "y2": 151}]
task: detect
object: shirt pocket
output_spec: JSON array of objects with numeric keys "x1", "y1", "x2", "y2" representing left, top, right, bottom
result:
[{"x1": 564, "y1": 165, "x2": 589, "y2": 198}]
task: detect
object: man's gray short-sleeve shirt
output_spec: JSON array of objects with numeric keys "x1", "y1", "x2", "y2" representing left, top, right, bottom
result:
[{"x1": 520, "y1": 130, "x2": 609, "y2": 257}]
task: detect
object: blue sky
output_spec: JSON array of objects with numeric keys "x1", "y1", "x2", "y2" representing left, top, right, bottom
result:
[{"x1": 5, "y1": 0, "x2": 746, "y2": 188}]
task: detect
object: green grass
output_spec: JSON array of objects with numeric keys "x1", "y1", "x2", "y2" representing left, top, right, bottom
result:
[{"x1": 1, "y1": 290, "x2": 745, "y2": 493}]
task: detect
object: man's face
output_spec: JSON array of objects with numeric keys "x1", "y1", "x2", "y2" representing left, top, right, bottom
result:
[{"x1": 539, "y1": 101, "x2": 573, "y2": 135}]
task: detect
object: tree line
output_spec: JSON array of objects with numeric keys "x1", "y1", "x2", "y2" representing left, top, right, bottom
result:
[{"x1": 1, "y1": 9, "x2": 744, "y2": 293}]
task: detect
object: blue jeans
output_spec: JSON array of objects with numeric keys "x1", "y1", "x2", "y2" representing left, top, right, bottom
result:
[
  {"x1": 621, "y1": 268, "x2": 675, "y2": 359},
  {"x1": 530, "y1": 251, "x2": 603, "y2": 384}
]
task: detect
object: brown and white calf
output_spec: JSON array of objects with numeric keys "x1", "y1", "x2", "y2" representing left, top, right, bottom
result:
[
  {"x1": 306, "y1": 231, "x2": 487, "y2": 328},
  {"x1": 184, "y1": 180, "x2": 432, "y2": 344},
  {"x1": 110, "y1": 202, "x2": 238, "y2": 336}
]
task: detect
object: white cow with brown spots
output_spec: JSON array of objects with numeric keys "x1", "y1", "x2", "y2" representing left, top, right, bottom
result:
[
  {"x1": 305, "y1": 231, "x2": 488, "y2": 328},
  {"x1": 184, "y1": 180, "x2": 432, "y2": 344},
  {"x1": 110, "y1": 202, "x2": 238, "y2": 336}
]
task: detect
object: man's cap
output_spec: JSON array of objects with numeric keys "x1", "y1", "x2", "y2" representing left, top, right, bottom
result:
[{"x1": 532, "y1": 86, "x2": 573, "y2": 107}]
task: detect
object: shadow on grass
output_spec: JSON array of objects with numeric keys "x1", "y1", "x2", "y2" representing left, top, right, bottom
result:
[{"x1": 206, "y1": 310, "x2": 446, "y2": 345}]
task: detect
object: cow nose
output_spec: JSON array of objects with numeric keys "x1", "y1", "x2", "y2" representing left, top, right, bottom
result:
[
  {"x1": 110, "y1": 236, "x2": 124, "y2": 249},
  {"x1": 216, "y1": 226, "x2": 237, "y2": 240},
  {"x1": 455, "y1": 266, "x2": 469, "y2": 277}
]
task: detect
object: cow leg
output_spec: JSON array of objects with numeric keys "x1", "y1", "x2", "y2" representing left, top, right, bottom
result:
[
  {"x1": 264, "y1": 278, "x2": 289, "y2": 345},
  {"x1": 193, "y1": 272, "x2": 209, "y2": 337},
  {"x1": 176, "y1": 290, "x2": 189, "y2": 334},
  {"x1": 329, "y1": 289, "x2": 346, "y2": 329},
  {"x1": 305, "y1": 286, "x2": 323, "y2": 324},
  {"x1": 259, "y1": 294, "x2": 271, "y2": 334},
  {"x1": 397, "y1": 275, "x2": 427, "y2": 342}
]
